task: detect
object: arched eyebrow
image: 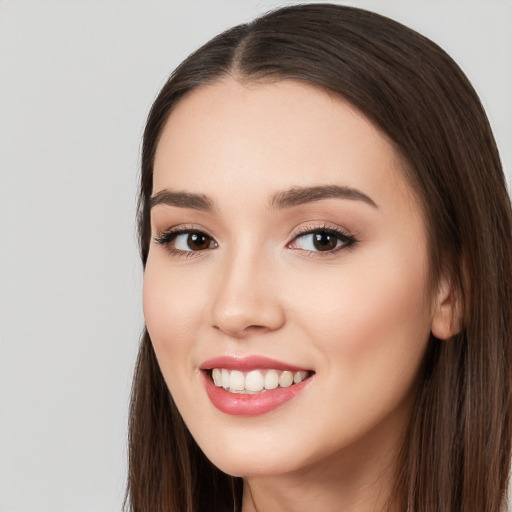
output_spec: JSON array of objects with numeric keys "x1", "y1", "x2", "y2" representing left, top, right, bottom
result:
[
  {"x1": 149, "y1": 184, "x2": 377, "y2": 212},
  {"x1": 270, "y1": 185, "x2": 377, "y2": 209},
  {"x1": 149, "y1": 190, "x2": 214, "y2": 211}
]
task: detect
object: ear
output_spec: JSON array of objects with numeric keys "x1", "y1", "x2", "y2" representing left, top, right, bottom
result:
[{"x1": 431, "y1": 275, "x2": 464, "y2": 340}]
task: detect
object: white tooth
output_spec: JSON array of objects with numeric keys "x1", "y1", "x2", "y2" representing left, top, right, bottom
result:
[
  {"x1": 212, "y1": 368, "x2": 222, "y2": 386},
  {"x1": 221, "y1": 369, "x2": 230, "y2": 389},
  {"x1": 279, "y1": 370, "x2": 293, "y2": 388},
  {"x1": 229, "y1": 370, "x2": 245, "y2": 391},
  {"x1": 264, "y1": 370, "x2": 279, "y2": 390},
  {"x1": 245, "y1": 370, "x2": 264, "y2": 392},
  {"x1": 294, "y1": 371, "x2": 308, "y2": 384}
]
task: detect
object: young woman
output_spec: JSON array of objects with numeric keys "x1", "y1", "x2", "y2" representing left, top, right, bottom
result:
[{"x1": 126, "y1": 4, "x2": 512, "y2": 511}]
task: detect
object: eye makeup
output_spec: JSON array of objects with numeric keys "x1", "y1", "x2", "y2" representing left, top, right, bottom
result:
[
  {"x1": 287, "y1": 223, "x2": 358, "y2": 255},
  {"x1": 153, "y1": 221, "x2": 358, "y2": 259},
  {"x1": 154, "y1": 224, "x2": 218, "y2": 258}
]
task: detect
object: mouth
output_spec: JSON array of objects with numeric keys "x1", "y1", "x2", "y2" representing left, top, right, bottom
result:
[
  {"x1": 208, "y1": 368, "x2": 312, "y2": 394},
  {"x1": 200, "y1": 356, "x2": 315, "y2": 416}
]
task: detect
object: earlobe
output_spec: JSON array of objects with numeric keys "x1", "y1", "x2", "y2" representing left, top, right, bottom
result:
[{"x1": 431, "y1": 276, "x2": 464, "y2": 340}]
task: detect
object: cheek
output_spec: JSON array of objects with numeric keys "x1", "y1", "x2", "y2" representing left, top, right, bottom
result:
[
  {"x1": 296, "y1": 243, "x2": 432, "y2": 384},
  {"x1": 142, "y1": 256, "x2": 204, "y2": 360}
]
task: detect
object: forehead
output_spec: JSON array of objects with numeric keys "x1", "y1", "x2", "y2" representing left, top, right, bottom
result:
[{"x1": 153, "y1": 78, "x2": 416, "y2": 216}]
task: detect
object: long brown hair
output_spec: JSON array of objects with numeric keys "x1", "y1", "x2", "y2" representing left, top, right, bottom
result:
[{"x1": 126, "y1": 4, "x2": 512, "y2": 511}]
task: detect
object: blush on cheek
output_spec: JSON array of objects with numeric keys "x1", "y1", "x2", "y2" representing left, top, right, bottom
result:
[
  {"x1": 142, "y1": 276, "x2": 163, "y2": 336},
  {"x1": 310, "y1": 263, "x2": 430, "y2": 365},
  {"x1": 143, "y1": 275, "x2": 175, "y2": 353},
  {"x1": 143, "y1": 270, "x2": 205, "y2": 357}
]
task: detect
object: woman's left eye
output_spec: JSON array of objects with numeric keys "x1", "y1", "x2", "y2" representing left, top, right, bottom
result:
[{"x1": 288, "y1": 228, "x2": 355, "y2": 253}]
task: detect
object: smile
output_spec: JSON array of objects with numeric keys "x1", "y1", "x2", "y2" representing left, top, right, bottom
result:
[
  {"x1": 200, "y1": 356, "x2": 314, "y2": 416},
  {"x1": 211, "y1": 368, "x2": 310, "y2": 393}
]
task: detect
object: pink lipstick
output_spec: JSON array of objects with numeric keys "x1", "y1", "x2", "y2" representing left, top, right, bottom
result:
[{"x1": 200, "y1": 356, "x2": 314, "y2": 416}]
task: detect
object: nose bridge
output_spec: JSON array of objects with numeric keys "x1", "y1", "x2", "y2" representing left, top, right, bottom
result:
[{"x1": 211, "y1": 241, "x2": 284, "y2": 337}]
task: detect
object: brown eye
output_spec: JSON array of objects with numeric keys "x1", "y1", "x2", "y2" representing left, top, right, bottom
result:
[
  {"x1": 312, "y1": 232, "x2": 338, "y2": 251},
  {"x1": 288, "y1": 227, "x2": 356, "y2": 253},
  {"x1": 187, "y1": 232, "x2": 214, "y2": 251},
  {"x1": 154, "y1": 229, "x2": 218, "y2": 253}
]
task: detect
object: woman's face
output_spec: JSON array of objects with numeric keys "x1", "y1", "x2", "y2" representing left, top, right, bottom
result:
[{"x1": 143, "y1": 79, "x2": 436, "y2": 478}]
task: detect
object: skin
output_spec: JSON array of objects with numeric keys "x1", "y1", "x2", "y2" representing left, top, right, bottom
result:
[{"x1": 143, "y1": 79, "x2": 455, "y2": 512}]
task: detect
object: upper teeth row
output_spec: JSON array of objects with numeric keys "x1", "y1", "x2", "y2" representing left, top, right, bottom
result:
[{"x1": 212, "y1": 368, "x2": 309, "y2": 393}]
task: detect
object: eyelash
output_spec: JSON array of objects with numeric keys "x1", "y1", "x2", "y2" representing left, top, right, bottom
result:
[
  {"x1": 154, "y1": 225, "x2": 216, "y2": 258},
  {"x1": 153, "y1": 224, "x2": 358, "y2": 258},
  {"x1": 289, "y1": 224, "x2": 358, "y2": 256}
]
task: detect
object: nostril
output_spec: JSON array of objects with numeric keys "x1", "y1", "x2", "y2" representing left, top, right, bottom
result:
[{"x1": 213, "y1": 323, "x2": 272, "y2": 338}]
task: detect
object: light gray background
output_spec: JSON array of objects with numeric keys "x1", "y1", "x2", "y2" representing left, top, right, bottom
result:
[{"x1": 0, "y1": 1, "x2": 510, "y2": 511}]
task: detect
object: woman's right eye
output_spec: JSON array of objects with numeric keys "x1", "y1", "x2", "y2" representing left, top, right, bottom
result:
[{"x1": 154, "y1": 229, "x2": 218, "y2": 254}]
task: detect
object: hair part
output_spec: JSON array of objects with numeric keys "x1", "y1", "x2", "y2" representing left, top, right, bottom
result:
[{"x1": 127, "y1": 4, "x2": 512, "y2": 511}]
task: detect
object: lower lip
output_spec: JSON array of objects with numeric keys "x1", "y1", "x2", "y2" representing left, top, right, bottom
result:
[{"x1": 201, "y1": 371, "x2": 312, "y2": 416}]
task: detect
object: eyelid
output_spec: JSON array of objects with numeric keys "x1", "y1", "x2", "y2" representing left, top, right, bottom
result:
[
  {"x1": 153, "y1": 224, "x2": 218, "y2": 256},
  {"x1": 287, "y1": 223, "x2": 357, "y2": 254},
  {"x1": 152, "y1": 222, "x2": 357, "y2": 258},
  {"x1": 154, "y1": 223, "x2": 204, "y2": 242},
  {"x1": 290, "y1": 222, "x2": 351, "y2": 237}
]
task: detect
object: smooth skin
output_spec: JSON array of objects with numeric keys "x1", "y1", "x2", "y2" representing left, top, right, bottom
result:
[{"x1": 143, "y1": 79, "x2": 457, "y2": 512}]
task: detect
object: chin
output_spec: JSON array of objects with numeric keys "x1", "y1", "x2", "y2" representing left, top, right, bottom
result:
[
  {"x1": 190, "y1": 425, "x2": 306, "y2": 477},
  {"x1": 205, "y1": 449, "x2": 297, "y2": 478}
]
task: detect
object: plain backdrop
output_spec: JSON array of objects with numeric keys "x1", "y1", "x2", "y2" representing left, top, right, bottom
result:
[{"x1": 0, "y1": 1, "x2": 511, "y2": 511}]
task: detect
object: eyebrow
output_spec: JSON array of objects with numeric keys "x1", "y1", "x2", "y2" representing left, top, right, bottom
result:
[
  {"x1": 149, "y1": 190, "x2": 214, "y2": 211},
  {"x1": 149, "y1": 184, "x2": 377, "y2": 212},
  {"x1": 270, "y1": 185, "x2": 377, "y2": 209}
]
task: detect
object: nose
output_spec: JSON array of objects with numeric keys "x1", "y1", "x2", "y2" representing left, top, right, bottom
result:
[{"x1": 210, "y1": 248, "x2": 286, "y2": 338}]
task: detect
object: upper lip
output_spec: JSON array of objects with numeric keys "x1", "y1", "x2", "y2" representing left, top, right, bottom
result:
[{"x1": 200, "y1": 355, "x2": 312, "y2": 372}]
